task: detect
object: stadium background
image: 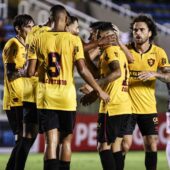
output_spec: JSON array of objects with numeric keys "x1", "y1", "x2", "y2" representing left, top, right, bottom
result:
[{"x1": 0, "y1": 0, "x2": 170, "y2": 169}]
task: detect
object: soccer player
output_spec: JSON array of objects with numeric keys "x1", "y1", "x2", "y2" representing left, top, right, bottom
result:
[
  {"x1": 2, "y1": 14, "x2": 34, "y2": 170},
  {"x1": 80, "y1": 22, "x2": 132, "y2": 170},
  {"x1": 27, "y1": 5, "x2": 110, "y2": 170},
  {"x1": 66, "y1": 15, "x2": 79, "y2": 35},
  {"x1": 123, "y1": 15, "x2": 170, "y2": 170}
]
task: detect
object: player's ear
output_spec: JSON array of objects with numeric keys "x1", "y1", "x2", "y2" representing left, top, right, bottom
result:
[
  {"x1": 15, "y1": 26, "x2": 20, "y2": 33},
  {"x1": 149, "y1": 30, "x2": 152, "y2": 38}
]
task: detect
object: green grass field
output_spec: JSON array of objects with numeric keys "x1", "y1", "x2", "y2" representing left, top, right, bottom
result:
[{"x1": 0, "y1": 151, "x2": 169, "y2": 170}]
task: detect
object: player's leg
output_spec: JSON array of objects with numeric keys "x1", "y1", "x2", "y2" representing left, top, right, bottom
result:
[
  {"x1": 98, "y1": 142, "x2": 115, "y2": 170},
  {"x1": 97, "y1": 113, "x2": 117, "y2": 170},
  {"x1": 59, "y1": 133, "x2": 73, "y2": 170},
  {"x1": 138, "y1": 114, "x2": 158, "y2": 170},
  {"x1": 14, "y1": 102, "x2": 38, "y2": 170},
  {"x1": 58, "y1": 111, "x2": 76, "y2": 170},
  {"x1": 112, "y1": 114, "x2": 135, "y2": 170},
  {"x1": 112, "y1": 137, "x2": 124, "y2": 170},
  {"x1": 166, "y1": 112, "x2": 170, "y2": 169},
  {"x1": 112, "y1": 114, "x2": 134, "y2": 170},
  {"x1": 39, "y1": 109, "x2": 60, "y2": 170},
  {"x1": 5, "y1": 107, "x2": 23, "y2": 170}
]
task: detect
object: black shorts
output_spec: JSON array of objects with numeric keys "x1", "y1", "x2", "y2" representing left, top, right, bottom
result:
[
  {"x1": 23, "y1": 102, "x2": 38, "y2": 124},
  {"x1": 126, "y1": 113, "x2": 158, "y2": 136},
  {"x1": 5, "y1": 106, "x2": 23, "y2": 135},
  {"x1": 118, "y1": 114, "x2": 134, "y2": 137},
  {"x1": 38, "y1": 109, "x2": 76, "y2": 134},
  {"x1": 97, "y1": 113, "x2": 124, "y2": 144}
]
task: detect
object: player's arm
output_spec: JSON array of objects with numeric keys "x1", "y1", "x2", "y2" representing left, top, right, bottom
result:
[
  {"x1": 118, "y1": 41, "x2": 134, "y2": 63},
  {"x1": 113, "y1": 25, "x2": 134, "y2": 63},
  {"x1": 97, "y1": 60, "x2": 121, "y2": 87},
  {"x1": 26, "y1": 35, "x2": 37, "y2": 77},
  {"x1": 75, "y1": 58, "x2": 110, "y2": 104},
  {"x1": 27, "y1": 59, "x2": 37, "y2": 77},
  {"x1": 83, "y1": 34, "x2": 116, "y2": 52},
  {"x1": 138, "y1": 67, "x2": 170, "y2": 82},
  {"x1": 6, "y1": 63, "x2": 26, "y2": 81},
  {"x1": 139, "y1": 49, "x2": 170, "y2": 82},
  {"x1": 84, "y1": 51, "x2": 100, "y2": 78}
]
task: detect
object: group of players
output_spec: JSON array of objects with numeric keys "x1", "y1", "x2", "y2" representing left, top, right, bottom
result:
[{"x1": 2, "y1": 3, "x2": 170, "y2": 170}]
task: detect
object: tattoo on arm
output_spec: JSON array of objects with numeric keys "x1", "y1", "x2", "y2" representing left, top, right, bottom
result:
[
  {"x1": 108, "y1": 60, "x2": 120, "y2": 72},
  {"x1": 6, "y1": 63, "x2": 25, "y2": 81}
]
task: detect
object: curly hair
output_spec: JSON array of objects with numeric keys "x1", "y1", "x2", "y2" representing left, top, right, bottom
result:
[{"x1": 130, "y1": 14, "x2": 157, "y2": 42}]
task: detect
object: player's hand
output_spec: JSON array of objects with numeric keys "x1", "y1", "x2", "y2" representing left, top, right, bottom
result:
[
  {"x1": 98, "y1": 34, "x2": 117, "y2": 47},
  {"x1": 80, "y1": 90, "x2": 98, "y2": 106},
  {"x1": 112, "y1": 24, "x2": 120, "y2": 40},
  {"x1": 97, "y1": 90, "x2": 110, "y2": 104},
  {"x1": 138, "y1": 71, "x2": 157, "y2": 81},
  {"x1": 79, "y1": 84, "x2": 93, "y2": 94},
  {"x1": 89, "y1": 47, "x2": 102, "y2": 60}
]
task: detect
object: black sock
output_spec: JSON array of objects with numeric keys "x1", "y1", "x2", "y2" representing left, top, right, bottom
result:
[
  {"x1": 5, "y1": 139, "x2": 21, "y2": 170},
  {"x1": 99, "y1": 150, "x2": 116, "y2": 170},
  {"x1": 145, "y1": 152, "x2": 157, "y2": 170},
  {"x1": 44, "y1": 159, "x2": 59, "y2": 170},
  {"x1": 113, "y1": 151, "x2": 124, "y2": 170},
  {"x1": 59, "y1": 160, "x2": 70, "y2": 170},
  {"x1": 14, "y1": 137, "x2": 35, "y2": 170}
]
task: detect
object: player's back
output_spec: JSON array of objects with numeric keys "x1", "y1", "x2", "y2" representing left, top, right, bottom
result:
[
  {"x1": 99, "y1": 45, "x2": 131, "y2": 115},
  {"x1": 33, "y1": 31, "x2": 84, "y2": 110},
  {"x1": 23, "y1": 25, "x2": 51, "y2": 103}
]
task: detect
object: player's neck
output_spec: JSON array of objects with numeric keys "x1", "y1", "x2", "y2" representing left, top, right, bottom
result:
[
  {"x1": 16, "y1": 35, "x2": 26, "y2": 46},
  {"x1": 134, "y1": 42, "x2": 151, "y2": 54}
]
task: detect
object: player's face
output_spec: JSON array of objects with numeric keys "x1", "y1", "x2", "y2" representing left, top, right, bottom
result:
[
  {"x1": 132, "y1": 22, "x2": 151, "y2": 45},
  {"x1": 19, "y1": 21, "x2": 34, "y2": 40},
  {"x1": 89, "y1": 29, "x2": 98, "y2": 41},
  {"x1": 100, "y1": 30, "x2": 114, "y2": 38},
  {"x1": 67, "y1": 20, "x2": 79, "y2": 35}
]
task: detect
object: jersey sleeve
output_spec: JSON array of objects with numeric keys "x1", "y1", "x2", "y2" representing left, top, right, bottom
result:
[
  {"x1": 73, "y1": 36, "x2": 84, "y2": 61},
  {"x1": 157, "y1": 47, "x2": 169, "y2": 68},
  {"x1": 105, "y1": 46, "x2": 120, "y2": 64},
  {"x1": 27, "y1": 36, "x2": 37, "y2": 60},
  {"x1": 3, "y1": 39, "x2": 17, "y2": 63}
]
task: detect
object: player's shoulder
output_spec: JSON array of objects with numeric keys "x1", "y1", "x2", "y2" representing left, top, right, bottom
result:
[
  {"x1": 4, "y1": 37, "x2": 19, "y2": 48},
  {"x1": 151, "y1": 44, "x2": 166, "y2": 53},
  {"x1": 105, "y1": 45, "x2": 119, "y2": 53}
]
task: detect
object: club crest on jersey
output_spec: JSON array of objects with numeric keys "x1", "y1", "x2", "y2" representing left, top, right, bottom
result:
[
  {"x1": 162, "y1": 58, "x2": 167, "y2": 65},
  {"x1": 104, "y1": 54, "x2": 109, "y2": 61},
  {"x1": 74, "y1": 46, "x2": 79, "y2": 55},
  {"x1": 147, "y1": 58, "x2": 155, "y2": 67}
]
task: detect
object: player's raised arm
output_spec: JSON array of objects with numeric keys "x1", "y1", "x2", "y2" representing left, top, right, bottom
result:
[{"x1": 75, "y1": 58, "x2": 110, "y2": 104}]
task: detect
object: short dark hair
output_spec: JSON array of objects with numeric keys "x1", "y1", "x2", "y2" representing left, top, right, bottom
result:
[
  {"x1": 67, "y1": 15, "x2": 78, "y2": 26},
  {"x1": 130, "y1": 14, "x2": 157, "y2": 42},
  {"x1": 13, "y1": 14, "x2": 34, "y2": 33},
  {"x1": 50, "y1": 5, "x2": 67, "y2": 22},
  {"x1": 89, "y1": 21, "x2": 106, "y2": 30},
  {"x1": 97, "y1": 22, "x2": 115, "y2": 32}
]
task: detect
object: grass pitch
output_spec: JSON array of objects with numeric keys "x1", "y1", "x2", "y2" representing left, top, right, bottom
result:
[{"x1": 0, "y1": 151, "x2": 168, "y2": 170}]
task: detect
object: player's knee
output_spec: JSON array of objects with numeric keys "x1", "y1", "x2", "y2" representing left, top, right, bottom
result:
[
  {"x1": 144, "y1": 136, "x2": 158, "y2": 151},
  {"x1": 97, "y1": 142, "x2": 111, "y2": 152},
  {"x1": 122, "y1": 136, "x2": 132, "y2": 153},
  {"x1": 122, "y1": 141, "x2": 131, "y2": 153},
  {"x1": 24, "y1": 123, "x2": 38, "y2": 138}
]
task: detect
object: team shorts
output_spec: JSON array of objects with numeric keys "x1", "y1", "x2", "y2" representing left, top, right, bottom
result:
[
  {"x1": 97, "y1": 113, "x2": 126, "y2": 144},
  {"x1": 38, "y1": 109, "x2": 76, "y2": 134},
  {"x1": 118, "y1": 114, "x2": 134, "y2": 137},
  {"x1": 166, "y1": 112, "x2": 170, "y2": 134},
  {"x1": 5, "y1": 106, "x2": 23, "y2": 135},
  {"x1": 23, "y1": 102, "x2": 38, "y2": 124},
  {"x1": 127, "y1": 113, "x2": 158, "y2": 136}
]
